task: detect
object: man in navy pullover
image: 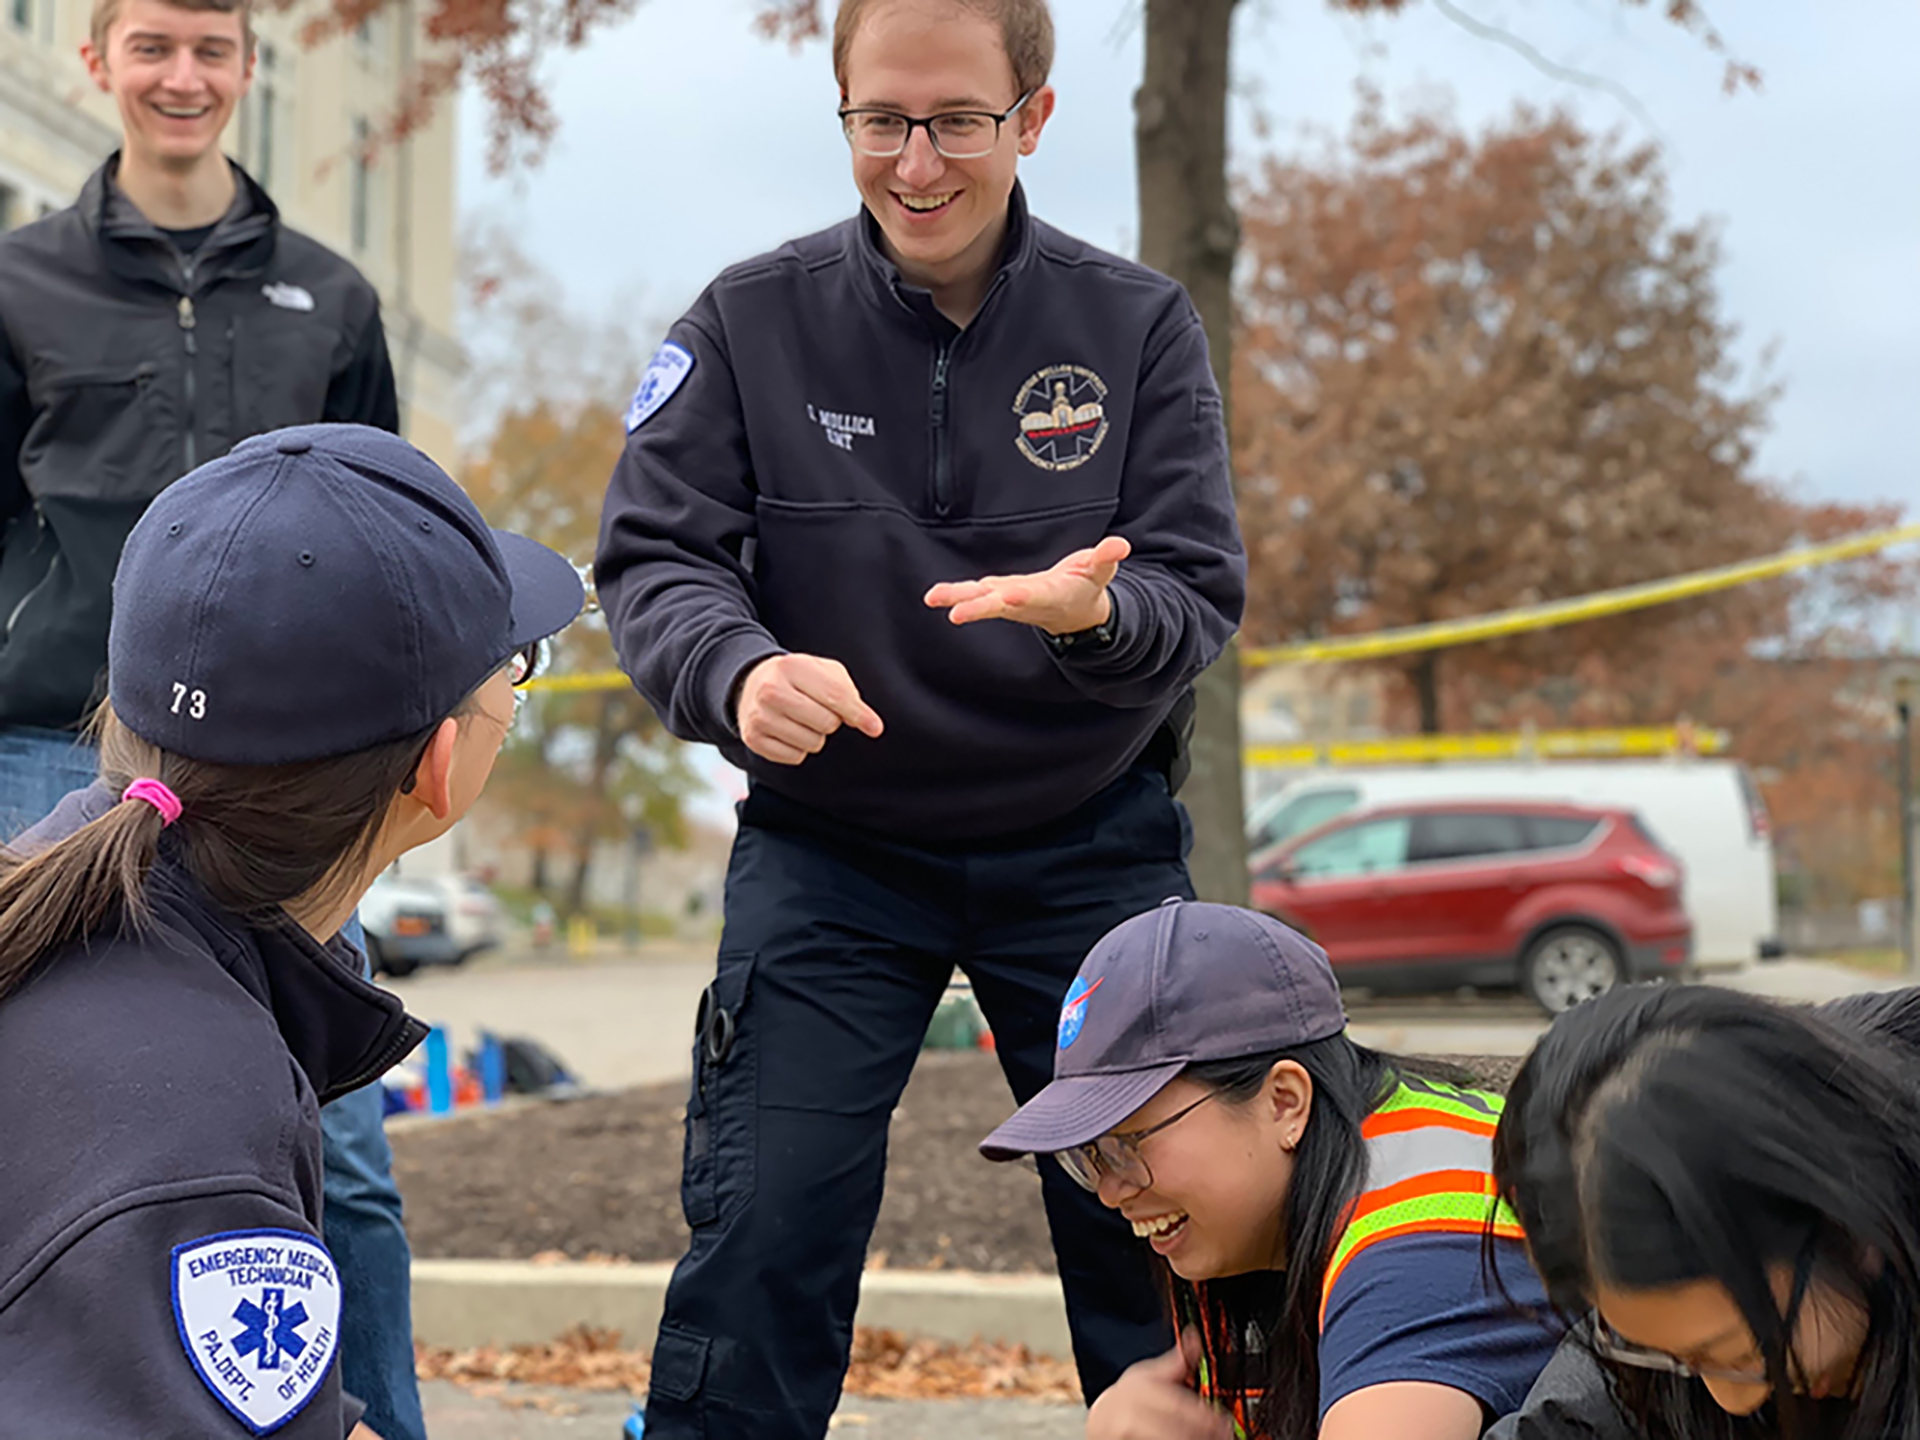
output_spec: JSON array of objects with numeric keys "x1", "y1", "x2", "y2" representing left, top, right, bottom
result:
[{"x1": 595, "y1": 3, "x2": 1244, "y2": 1435}]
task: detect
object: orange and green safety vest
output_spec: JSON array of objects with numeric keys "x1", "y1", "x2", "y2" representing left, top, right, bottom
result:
[{"x1": 1195, "y1": 1075, "x2": 1523, "y2": 1440}]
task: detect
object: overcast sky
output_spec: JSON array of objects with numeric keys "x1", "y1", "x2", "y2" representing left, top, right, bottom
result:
[{"x1": 458, "y1": 0, "x2": 1919, "y2": 514}]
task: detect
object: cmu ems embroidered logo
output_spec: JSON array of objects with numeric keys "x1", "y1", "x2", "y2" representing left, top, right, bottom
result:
[
  {"x1": 172, "y1": 1229, "x2": 343, "y2": 1434},
  {"x1": 1014, "y1": 363, "x2": 1110, "y2": 472}
]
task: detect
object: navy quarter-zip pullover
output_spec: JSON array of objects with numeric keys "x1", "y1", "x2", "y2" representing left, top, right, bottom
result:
[
  {"x1": 596, "y1": 186, "x2": 1246, "y2": 839},
  {"x1": 0, "y1": 787, "x2": 427, "y2": 1437}
]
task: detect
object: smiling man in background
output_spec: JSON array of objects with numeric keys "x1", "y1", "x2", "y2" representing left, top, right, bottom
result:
[
  {"x1": 0, "y1": 2, "x2": 417, "y2": 1436},
  {"x1": 596, "y1": 1, "x2": 1245, "y2": 1436}
]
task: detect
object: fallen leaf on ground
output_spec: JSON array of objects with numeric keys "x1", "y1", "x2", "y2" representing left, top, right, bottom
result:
[{"x1": 416, "y1": 1326, "x2": 1082, "y2": 1404}]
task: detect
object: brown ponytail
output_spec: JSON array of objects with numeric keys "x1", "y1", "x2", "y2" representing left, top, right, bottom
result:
[{"x1": 0, "y1": 700, "x2": 469, "y2": 1004}]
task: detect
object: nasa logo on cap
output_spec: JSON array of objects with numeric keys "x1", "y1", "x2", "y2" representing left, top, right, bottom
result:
[{"x1": 1057, "y1": 974, "x2": 1104, "y2": 1050}]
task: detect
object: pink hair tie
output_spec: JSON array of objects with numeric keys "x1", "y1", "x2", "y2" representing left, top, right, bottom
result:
[{"x1": 123, "y1": 778, "x2": 183, "y2": 827}]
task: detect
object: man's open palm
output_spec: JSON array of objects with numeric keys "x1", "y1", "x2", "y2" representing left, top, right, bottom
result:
[{"x1": 924, "y1": 536, "x2": 1130, "y2": 636}]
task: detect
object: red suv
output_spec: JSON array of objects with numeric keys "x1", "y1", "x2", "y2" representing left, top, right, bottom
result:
[{"x1": 1249, "y1": 801, "x2": 1692, "y2": 1014}]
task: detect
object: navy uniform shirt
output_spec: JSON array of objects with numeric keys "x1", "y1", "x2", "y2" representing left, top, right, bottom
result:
[
  {"x1": 0, "y1": 787, "x2": 427, "y2": 1437},
  {"x1": 596, "y1": 185, "x2": 1246, "y2": 839}
]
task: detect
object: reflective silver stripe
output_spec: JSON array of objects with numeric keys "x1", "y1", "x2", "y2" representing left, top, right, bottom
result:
[{"x1": 1363, "y1": 1125, "x2": 1497, "y2": 1194}]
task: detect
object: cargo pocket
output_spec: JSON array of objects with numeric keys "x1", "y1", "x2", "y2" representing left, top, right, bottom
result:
[
  {"x1": 681, "y1": 951, "x2": 757, "y2": 1229},
  {"x1": 649, "y1": 1325, "x2": 711, "y2": 1403}
]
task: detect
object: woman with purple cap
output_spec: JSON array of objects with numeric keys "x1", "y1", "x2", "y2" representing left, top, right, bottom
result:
[
  {"x1": 981, "y1": 899, "x2": 1558, "y2": 1439},
  {"x1": 0, "y1": 425, "x2": 585, "y2": 1438}
]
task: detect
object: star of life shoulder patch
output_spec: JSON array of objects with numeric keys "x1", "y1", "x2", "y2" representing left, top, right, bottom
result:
[
  {"x1": 625, "y1": 341, "x2": 696, "y2": 433},
  {"x1": 171, "y1": 1229, "x2": 343, "y2": 1434}
]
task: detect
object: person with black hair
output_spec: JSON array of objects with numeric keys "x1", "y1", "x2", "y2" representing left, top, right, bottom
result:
[
  {"x1": 1488, "y1": 983, "x2": 1920, "y2": 1440},
  {"x1": 0, "y1": 425, "x2": 584, "y2": 1436},
  {"x1": 981, "y1": 900, "x2": 1560, "y2": 1439}
]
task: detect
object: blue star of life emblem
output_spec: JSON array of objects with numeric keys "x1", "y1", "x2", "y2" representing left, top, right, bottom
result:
[
  {"x1": 232, "y1": 1288, "x2": 311, "y2": 1370},
  {"x1": 625, "y1": 341, "x2": 695, "y2": 432},
  {"x1": 172, "y1": 1229, "x2": 343, "y2": 1433}
]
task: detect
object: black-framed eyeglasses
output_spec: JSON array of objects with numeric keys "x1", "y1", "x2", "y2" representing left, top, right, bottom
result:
[
  {"x1": 838, "y1": 89, "x2": 1036, "y2": 160},
  {"x1": 507, "y1": 639, "x2": 546, "y2": 688},
  {"x1": 1054, "y1": 1093, "x2": 1215, "y2": 1194}
]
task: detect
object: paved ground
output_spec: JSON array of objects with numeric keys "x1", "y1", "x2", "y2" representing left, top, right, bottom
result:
[
  {"x1": 386, "y1": 944, "x2": 715, "y2": 1091},
  {"x1": 419, "y1": 1381, "x2": 1083, "y2": 1438},
  {"x1": 385, "y1": 945, "x2": 1900, "y2": 1092}
]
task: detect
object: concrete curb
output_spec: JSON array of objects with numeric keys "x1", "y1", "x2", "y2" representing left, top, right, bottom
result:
[{"x1": 412, "y1": 1259, "x2": 1073, "y2": 1356}]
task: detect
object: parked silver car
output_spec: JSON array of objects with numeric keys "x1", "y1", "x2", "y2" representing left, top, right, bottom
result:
[{"x1": 361, "y1": 873, "x2": 462, "y2": 978}]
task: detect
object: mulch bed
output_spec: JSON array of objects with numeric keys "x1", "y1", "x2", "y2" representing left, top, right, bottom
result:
[
  {"x1": 390, "y1": 1050, "x2": 1521, "y2": 1275},
  {"x1": 391, "y1": 1051, "x2": 1059, "y2": 1273}
]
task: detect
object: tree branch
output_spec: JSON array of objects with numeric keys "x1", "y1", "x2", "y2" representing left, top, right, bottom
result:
[{"x1": 1428, "y1": 0, "x2": 1660, "y2": 134}]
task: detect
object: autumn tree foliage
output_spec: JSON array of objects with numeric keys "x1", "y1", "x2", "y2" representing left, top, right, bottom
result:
[
  {"x1": 1235, "y1": 104, "x2": 1800, "y2": 725},
  {"x1": 1233, "y1": 102, "x2": 1915, "y2": 907}
]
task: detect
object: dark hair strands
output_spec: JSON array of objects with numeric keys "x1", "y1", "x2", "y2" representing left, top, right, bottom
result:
[
  {"x1": 1493, "y1": 984, "x2": 1920, "y2": 1440},
  {"x1": 1167, "y1": 1036, "x2": 1480, "y2": 1440},
  {"x1": 0, "y1": 701, "x2": 466, "y2": 1004}
]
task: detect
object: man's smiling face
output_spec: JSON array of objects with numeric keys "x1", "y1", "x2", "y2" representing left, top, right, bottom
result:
[
  {"x1": 86, "y1": 0, "x2": 253, "y2": 172},
  {"x1": 840, "y1": 0, "x2": 1053, "y2": 287}
]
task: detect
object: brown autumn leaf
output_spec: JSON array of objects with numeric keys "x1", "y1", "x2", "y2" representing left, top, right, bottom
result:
[{"x1": 415, "y1": 1325, "x2": 1083, "y2": 1403}]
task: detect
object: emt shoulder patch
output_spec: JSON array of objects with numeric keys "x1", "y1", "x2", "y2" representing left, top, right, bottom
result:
[
  {"x1": 625, "y1": 341, "x2": 696, "y2": 433},
  {"x1": 171, "y1": 1229, "x2": 343, "y2": 1434}
]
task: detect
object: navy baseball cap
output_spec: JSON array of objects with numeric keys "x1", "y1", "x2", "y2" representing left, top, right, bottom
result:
[
  {"x1": 980, "y1": 900, "x2": 1348, "y2": 1160},
  {"x1": 110, "y1": 423, "x2": 586, "y2": 764}
]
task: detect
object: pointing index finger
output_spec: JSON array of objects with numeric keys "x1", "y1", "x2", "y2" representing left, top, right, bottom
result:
[{"x1": 794, "y1": 662, "x2": 884, "y2": 739}]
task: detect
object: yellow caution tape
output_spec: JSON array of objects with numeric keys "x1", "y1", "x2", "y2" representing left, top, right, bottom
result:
[
  {"x1": 524, "y1": 670, "x2": 634, "y2": 695},
  {"x1": 1246, "y1": 724, "x2": 1728, "y2": 769},
  {"x1": 1242, "y1": 521, "x2": 1920, "y2": 667},
  {"x1": 528, "y1": 521, "x2": 1919, "y2": 693}
]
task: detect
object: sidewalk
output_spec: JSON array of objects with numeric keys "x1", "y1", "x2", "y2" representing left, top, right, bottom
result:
[
  {"x1": 1713, "y1": 955, "x2": 1903, "y2": 1002},
  {"x1": 421, "y1": 1382, "x2": 1082, "y2": 1439}
]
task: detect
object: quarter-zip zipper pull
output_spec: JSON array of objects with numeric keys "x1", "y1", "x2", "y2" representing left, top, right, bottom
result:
[
  {"x1": 178, "y1": 296, "x2": 199, "y2": 471},
  {"x1": 930, "y1": 343, "x2": 954, "y2": 516}
]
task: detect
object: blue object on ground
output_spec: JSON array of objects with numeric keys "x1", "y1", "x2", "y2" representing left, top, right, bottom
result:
[
  {"x1": 479, "y1": 1030, "x2": 506, "y2": 1104},
  {"x1": 424, "y1": 1026, "x2": 452, "y2": 1114},
  {"x1": 624, "y1": 1403, "x2": 647, "y2": 1438}
]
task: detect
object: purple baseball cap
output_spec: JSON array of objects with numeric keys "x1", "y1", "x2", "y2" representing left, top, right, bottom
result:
[{"x1": 979, "y1": 900, "x2": 1347, "y2": 1161}]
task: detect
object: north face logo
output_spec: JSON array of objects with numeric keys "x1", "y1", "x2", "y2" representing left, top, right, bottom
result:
[{"x1": 262, "y1": 282, "x2": 316, "y2": 312}]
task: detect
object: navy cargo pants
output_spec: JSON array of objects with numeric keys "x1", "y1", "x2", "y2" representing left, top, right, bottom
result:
[{"x1": 642, "y1": 762, "x2": 1192, "y2": 1439}]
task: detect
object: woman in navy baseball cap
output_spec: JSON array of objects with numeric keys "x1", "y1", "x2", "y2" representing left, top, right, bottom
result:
[
  {"x1": 981, "y1": 900, "x2": 1558, "y2": 1440},
  {"x1": 0, "y1": 424, "x2": 584, "y2": 1438}
]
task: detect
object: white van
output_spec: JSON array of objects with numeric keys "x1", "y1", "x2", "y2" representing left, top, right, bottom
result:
[{"x1": 1246, "y1": 760, "x2": 1777, "y2": 967}]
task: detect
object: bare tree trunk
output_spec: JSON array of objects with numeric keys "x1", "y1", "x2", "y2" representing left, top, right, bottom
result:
[
  {"x1": 1136, "y1": 0, "x2": 1246, "y2": 905},
  {"x1": 565, "y1": 848, "x2": 594, "y2": 921},
  {"x1": 1415, "y1": 653, "x2": 1443, "y2": 735},
  {"x1": 564, "y1": 695, "x2": 627, "y2": 918}
]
